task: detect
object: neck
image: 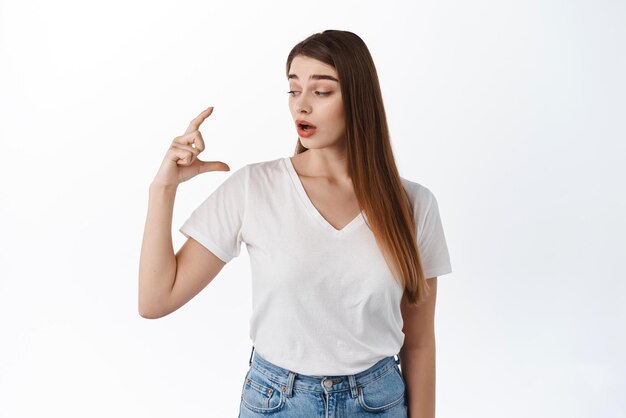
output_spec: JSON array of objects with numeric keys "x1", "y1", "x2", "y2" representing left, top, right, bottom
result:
[{"x1": 298, "y1": 148, "x2": 351, "y2": 183}]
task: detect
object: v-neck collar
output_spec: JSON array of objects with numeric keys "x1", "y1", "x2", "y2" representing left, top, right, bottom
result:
[{"x1": 283, "y1": 157, "x2": 365, "y2": 236}]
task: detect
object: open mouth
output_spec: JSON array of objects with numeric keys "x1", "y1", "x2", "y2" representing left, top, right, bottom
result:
[{"x1": 296, "y1": 120, "x2": 317, "y2": 131}]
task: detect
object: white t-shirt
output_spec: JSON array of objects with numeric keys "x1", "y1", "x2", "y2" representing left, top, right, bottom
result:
[{"x1": 179, "y1": 156, "x2": 452, "y2": 376}]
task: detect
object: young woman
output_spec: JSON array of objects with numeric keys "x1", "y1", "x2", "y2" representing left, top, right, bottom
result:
[{"x1": 139, "y1": 30, "x2": 452, "y2": 418}]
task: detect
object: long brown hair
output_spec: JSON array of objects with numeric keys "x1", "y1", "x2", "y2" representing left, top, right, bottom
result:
[{"x1": 286, "y1": 30, "x2": 431, "y2": 306}]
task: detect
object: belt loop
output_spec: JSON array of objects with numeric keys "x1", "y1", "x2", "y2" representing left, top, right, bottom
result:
[
  {"x1": 248, "y1": 345, "x2": 255, "y2": 366},
  {"x1": 348, "y1": 374, "x2": 359, "y2": 398},
  {"x1": 285, "y1": 371, "x2": 296, "y2": 397}
]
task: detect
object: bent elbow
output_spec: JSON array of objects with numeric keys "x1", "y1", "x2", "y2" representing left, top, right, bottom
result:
[{"x1": 138, "y1": 303, "x2": 165, "y2": 319}]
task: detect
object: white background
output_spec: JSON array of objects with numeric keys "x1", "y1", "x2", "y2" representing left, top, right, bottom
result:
[{"x1": 1, "y1": 0, "x2": 625, "y2": 417}]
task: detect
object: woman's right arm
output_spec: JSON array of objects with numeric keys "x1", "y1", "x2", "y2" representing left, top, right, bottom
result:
[{"x1": 138, "y1": 106, "x2": 230, "y2": 319}]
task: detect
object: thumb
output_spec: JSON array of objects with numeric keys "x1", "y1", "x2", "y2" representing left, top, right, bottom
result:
[{"x1": 196, "y1": 160, "x2": 231, "y2": 174}]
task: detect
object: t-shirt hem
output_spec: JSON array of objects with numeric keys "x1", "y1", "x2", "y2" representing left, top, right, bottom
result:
[
  {"x1": 423, "y1": 265, "x2": 452, "y2": 279},
  {"x1": 179, "y1": 225, "x2": 234, "y2": 263}
]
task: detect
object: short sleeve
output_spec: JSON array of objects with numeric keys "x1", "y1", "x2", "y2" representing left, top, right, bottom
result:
[
  {"x1": 178, "y1": 164, "x2": 249, "y2": 263},
  {"x1": 415, "y1": 187, "x2": 453, "y2": 279}
]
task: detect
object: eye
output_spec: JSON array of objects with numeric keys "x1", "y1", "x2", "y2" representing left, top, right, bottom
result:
[{"x1": 286, "y1": 90, "x2": 331, "y2": 97}]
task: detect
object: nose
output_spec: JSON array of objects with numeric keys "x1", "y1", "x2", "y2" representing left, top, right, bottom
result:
[{"x1": 295, "y1": 97, "x2": 311, "y2": 114}]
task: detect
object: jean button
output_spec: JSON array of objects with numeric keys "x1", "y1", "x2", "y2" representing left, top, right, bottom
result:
[{"x1": 323, "y1": 379, "x2": 333, "y2": 388}]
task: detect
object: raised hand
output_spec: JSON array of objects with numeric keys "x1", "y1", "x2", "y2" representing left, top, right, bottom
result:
[{"x1": 152, "y1": 106, "x2": 230, "y2": 188}]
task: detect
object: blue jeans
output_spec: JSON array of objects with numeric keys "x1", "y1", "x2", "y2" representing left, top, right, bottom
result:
[{"x1": 238, "y1": 346, "x2": 408, "y2": 417}]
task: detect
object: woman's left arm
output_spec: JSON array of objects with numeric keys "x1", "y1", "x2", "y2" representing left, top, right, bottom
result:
[{"x1": 399, "y1": 277, "x2": 437, "y2": 418}]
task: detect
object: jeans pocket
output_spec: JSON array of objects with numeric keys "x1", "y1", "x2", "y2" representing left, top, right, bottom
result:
[
  {"x1": 240, "y1": 366, "x2": 286, "y2": 414},
  {"x1": 357, "y1": 365, "x2": 407, "y2": 413}
]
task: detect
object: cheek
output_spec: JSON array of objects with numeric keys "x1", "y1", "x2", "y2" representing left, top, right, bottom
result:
[{"x1": 327, "y1": 96, "x2": 344, "y2": 125}]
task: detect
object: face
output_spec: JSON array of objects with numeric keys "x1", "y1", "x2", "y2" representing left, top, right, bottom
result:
[{"x1": 287, "y1": 55, "x2": 346, "y2": 150}]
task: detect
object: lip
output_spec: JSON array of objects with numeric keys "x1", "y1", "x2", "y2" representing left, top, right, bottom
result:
[
  {"x1": 297, "y1": 124, "x2": 317, "y2": 138},
  {"x1": 295, "y1": 119, "x2": 317, "y2": 128}
]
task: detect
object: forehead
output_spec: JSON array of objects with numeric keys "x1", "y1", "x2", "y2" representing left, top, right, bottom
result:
[{"x1": 288, "y1": 55, "x2": 338, "y2": 82}]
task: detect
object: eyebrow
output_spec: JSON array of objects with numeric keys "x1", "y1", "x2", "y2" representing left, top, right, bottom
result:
[{"x1": 287, "y1": 74, "x2": 339, "y2": 82}]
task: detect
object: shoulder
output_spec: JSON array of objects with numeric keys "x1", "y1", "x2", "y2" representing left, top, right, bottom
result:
[
  {"x1": 243, "y1": 156, "x2": 286, "y2": 177},
  {"x1": 400, "y1": 176, "x2": 436, "y2": 211},
  {"x1": 219, "y1": 157, "x2": 284, "y2": 185}
]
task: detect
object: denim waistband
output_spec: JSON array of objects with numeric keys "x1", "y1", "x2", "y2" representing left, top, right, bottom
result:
[{"x1": 247, "y1": 347, "x2": 401, "y2": 396}]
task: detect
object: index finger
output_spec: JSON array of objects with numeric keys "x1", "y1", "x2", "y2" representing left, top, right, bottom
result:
[{"x1": 184, "y1": 106, "x2": 214, "y2": 135}]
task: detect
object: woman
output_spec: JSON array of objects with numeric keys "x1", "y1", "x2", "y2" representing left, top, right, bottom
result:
[{"x1": 139, "y1": 30, "x2": 452, "y2": 418}]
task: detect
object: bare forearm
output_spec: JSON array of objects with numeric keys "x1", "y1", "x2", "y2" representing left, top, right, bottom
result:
[
  {"x1": 138, "y1": 183, "x2": 178, "y2": 317},
  {"x1": 399, "y1": 343, "x2": 436, "y2": 418}
]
